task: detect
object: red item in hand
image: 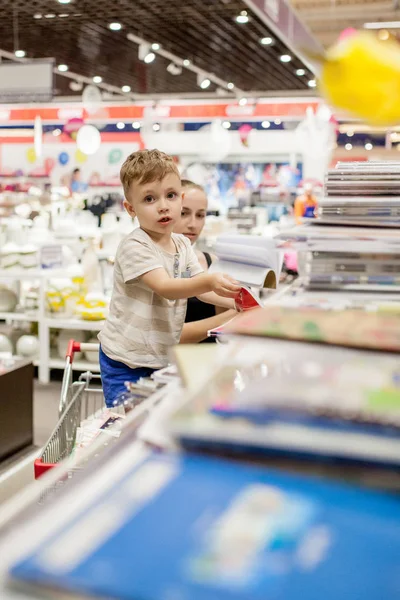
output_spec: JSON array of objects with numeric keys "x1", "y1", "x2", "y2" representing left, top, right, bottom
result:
[{"x1": 235, "y1": 287, "x2": 261, "y2": 312}]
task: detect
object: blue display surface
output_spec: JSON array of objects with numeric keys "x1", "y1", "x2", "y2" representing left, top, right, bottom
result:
[{"x1": 11, "y1": 452, "x2": 400, "y2": 600}]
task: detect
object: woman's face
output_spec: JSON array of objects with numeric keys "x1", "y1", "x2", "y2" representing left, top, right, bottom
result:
[{"x1": 175, "y1": 187, "x2": 208, "y2": 244}]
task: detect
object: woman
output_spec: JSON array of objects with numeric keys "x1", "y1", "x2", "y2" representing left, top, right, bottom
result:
[{"x1": 176, "y1": 180, "x2": 236, "y2": 343}]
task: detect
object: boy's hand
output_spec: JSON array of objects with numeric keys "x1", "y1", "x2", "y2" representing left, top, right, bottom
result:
[{"x1": 208, "y1": 273, "x2": 241, "y2": 298}]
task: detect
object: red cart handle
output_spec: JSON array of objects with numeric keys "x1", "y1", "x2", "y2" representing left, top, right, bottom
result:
[{"x1": 66, "y1": 340, "x2": 82, "y2": 363}]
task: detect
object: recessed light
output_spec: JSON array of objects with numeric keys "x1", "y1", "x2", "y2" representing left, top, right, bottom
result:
[
  {"x1": 280, "y1": 54, "x2": 292, "y2": 63},
  {"x1": 296, "y1": 68, "x2": 305, "y2": 76},
  {"x1": 57, "y1": 64, "x2": 68, "y2": 72},
  {"x1": 144, "y1": 52, "x2": 156, "y2": 64},
  {"x1": 151, "y1": 43, "x2": 160, "y2": 51},
  {"x1": 14, "y1": 50, "x2": 26, "y2": 58},
  {"x1": 260, "y1": 37, "x2": 273, "y2": 45},
  {"x1": 57, "y1": 0, "x2": 71, "y2": 3},
  {"x1": 33, "y1": 13, "x2": 42, "y2": 19},
  {"x1": 239, "y1": 97, "x2": 248, "y2": 106},
  {"x1": 117, "y1": 122, "x2": 125, "y2": 130},
  {"x1": 58, "y1": 13, "x2": 69, "y2": 17},
  {"x1": 222, "y1": 121, "x2": 231, "y2": 129},
  {"x1": 93, "y1": 76, "x2": 102, "y2": 84},
  {"x1": 262, "y1": 120, "x2": 271, "y2": 129},
  {"x1": 53, "y1": 128, "x2": 62, "y2": 136},
  {"x1": 109, "y1": 22, "x2": 122, "y2": 31},
  {"x1": 132, "y1": 121, "x2": 141, "y2": 129},
  {"x1": 227, "y1": 82, "x2": 234, "y2": 90},
  {"x1": 274, "y1": 119, "x2": 281, "y2": 125},
  {"x1": 365, "y1": 142, "x2": 373, "y2": 150},
  {"x1": 347, "y1": 130, "x2": 354, "y2": 137},
  {"x1": 45, "y1": 13, "x2": 56, "y2": 18},
  {"x1": 153, "y1": 123, "x2": 161, "y2": 132},
  {"x1": 236, "y1": 10, "x2": 249, "y2": 23},
  {"x1": 122, "y1": 85, "x2": 131, "y2": 93},
  {"x1": 345, "y1": 143, "x2": 352, "y2": 150},
  {"x1": 183, "y1": 59, "x2": 191, "y2": 67},
  {"x1": 308, "y1": 79, "x2": 317, "y2": 88}
]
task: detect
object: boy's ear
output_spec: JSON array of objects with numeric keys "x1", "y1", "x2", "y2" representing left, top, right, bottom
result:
[{"x1": 123, "y1": 199, "x2": 136, "y2": 218}]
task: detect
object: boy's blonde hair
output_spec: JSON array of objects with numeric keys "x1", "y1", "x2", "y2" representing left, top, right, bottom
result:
[
  {"x1": 181, "y1": 179, "x2": 205, "y2": 193},
  {"x1": 120, "y1": 149, "x2": 180, "y2": 196}
]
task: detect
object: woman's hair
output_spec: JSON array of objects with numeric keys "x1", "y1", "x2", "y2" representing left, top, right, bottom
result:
[{"x1": 181, "y1": 179, "x2": 205, "y2": 192}]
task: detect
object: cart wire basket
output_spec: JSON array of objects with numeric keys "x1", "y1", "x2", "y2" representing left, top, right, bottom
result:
[{"x1": 34, "y1": 340, "x2": 104, "y2": 479}]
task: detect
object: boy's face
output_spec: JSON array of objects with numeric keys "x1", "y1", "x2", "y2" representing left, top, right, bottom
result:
[{"x1": 124, "y1": 172, "x2": 182, "y2": 237}]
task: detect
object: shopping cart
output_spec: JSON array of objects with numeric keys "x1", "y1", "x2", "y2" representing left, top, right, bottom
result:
[{"x1": 34, "y1": 340, "x2": 104, "y2": 479}]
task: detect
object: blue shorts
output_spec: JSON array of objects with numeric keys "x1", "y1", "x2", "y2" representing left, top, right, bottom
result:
[{"x1": 99, "y1": 346, "x2": 155, "y2": 407}]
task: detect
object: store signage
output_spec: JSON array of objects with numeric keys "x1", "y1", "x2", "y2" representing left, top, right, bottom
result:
[{"x1": 0, "y1": 60, "x2": 53, "y2": 103}]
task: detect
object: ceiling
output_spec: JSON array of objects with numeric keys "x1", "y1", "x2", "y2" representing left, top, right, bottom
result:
[
  {"x1": 293, "y1": 0, "x2": 400, "y2": 48},
  {"x1": 0, "y1": 0, "x2": 314, "y2": 99}
]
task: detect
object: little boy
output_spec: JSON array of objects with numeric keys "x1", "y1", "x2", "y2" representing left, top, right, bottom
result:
[{"x1": 99, "y1": 149, "x2": 239, "y2": 406}]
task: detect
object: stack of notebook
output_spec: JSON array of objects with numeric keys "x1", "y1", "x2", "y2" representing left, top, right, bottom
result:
[{"x1": 277, "y1": 161, "x2": 400, "y2": 291}]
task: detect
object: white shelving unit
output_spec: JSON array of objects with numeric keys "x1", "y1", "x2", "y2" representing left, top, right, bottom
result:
[{"x1": 0, "y1": 269, "x2": 103, "y2": 383}]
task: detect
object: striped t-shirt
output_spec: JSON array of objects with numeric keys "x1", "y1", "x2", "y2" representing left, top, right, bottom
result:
[{"x1": 98, "y1": 228, "x2": 203, "y2": 369}]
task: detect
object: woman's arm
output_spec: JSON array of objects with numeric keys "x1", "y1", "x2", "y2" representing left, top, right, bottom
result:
[{"x1": 180, "y1": 309, "x2": 237, "y2": 344}]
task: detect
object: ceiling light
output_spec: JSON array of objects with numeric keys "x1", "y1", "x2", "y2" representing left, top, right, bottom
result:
[
  {"x1": 14, "y1": 50, "x2": 26, "y2": 58},
  {"x1": 296, "y1": 68, "x2": 305, "y2": 76},
  {"x1": 57, "y1": 0, "x2": 71, "y2": 3},
  {"x1": 109, "y1": 22, "x2": 122, "y2": 31},
  {"x1": 122, "y1": 85, "x2": 131, "y2": 92},
  {"x1": 132, "y1": 122, "x2": 141, "y2": 129},
  {"x1": 153, "y1": 123, "x2": 161, "y2": 132},
  {"x1": 262, "y1": 120, "x2": 271, "y2": 129},
  {"x1": 69, "y1": 80, "x2": 83, "y2": 91},
  {"x1": 183, "y1": 59, "x2": 191, "y2": 67},
  {"x1": 280, "y1": 54, "x2": 292, "y2": 63},
  {"x1": 239, "y1": 97, "x2": 248, "y2": 106},
  {"x1": 222, "y1": 121, "x2": 231, "y2": 129},
  {"x1": 45, "y1": 13, "x2": 56, "y2": 18},
  {"x1": 117, "y1": 122, "x2": 125, "y2": 130},
  {"x1": 151, "y1": 43, "x2": 160, "y2": 51},
  {"x1": 93, "y1": 76, "x2": 102, "y2": 83},
  {"x1": 345, "y1": 143, "x2": 352, "y2": 150},
  {"x1": 236, "y1": 10, "x2": 249, "y2": 23},
  {"x1": 57, "y1": 64, "x2": 68, "y2": 72},
  {"x1": 53, "y1": 128, "x2": 62, "y2": 136},
  {"x1": 365, "y1": 142, "x2": 373, "y2": 150},
  {"x1": 308, "y1": 79, "x2": 317, "y2": 88},
  {"x1": 167, "y1": 62, "x2": 182, "y2": 75},
  {"x1": 274, "y1": 118, "x2": 281, "y2": 125},
  {"x1": 197, "y1": 73, "x2": 211, "y2": 89},
  {"x1": 227, "y1": 82, "x2": 234, "y2": 90},
  {"x1": 260, "y1": 36, "x2": 273, "y2": 45},
  {"x1": 364, "y1": 21, "x2": 400, "y2": 29},
  {"x1": 58, "y1": 14, "x2": 69, "y2": 17},
  {"x1": 144, "y1": 52, "x2": 156, "y2": 64},
  {"x1": 33, "y1": 13, "x2": 42, "y2": 18},
  {"x1": 347, "y1": 130, "x2": 354, "y2": 137}
]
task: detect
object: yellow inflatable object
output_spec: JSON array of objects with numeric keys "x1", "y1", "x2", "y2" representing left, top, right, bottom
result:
[{"x1": 319, "y1": 31, "x2": 400, "y2": 125}]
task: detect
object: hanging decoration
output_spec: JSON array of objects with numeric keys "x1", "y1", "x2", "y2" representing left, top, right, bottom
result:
[
  {"x1": 82, "y1": 85, "x2": 103, "y2": 116},
  {"x1": 64, "y1": 117, "x2": 84, "y2": 141},
  {"x1": 76, "y1": 125, "x2": 101, "y2": 155},
  {"x1": 108, "y1": 148, "x2": 123, "y2": 165},
  {"x1": 26, "y1": 147, "x2": 36, "y2": 164},
  {"x1": 44, "y1": 157, "x2": 55, "y2": 174},
  {"x1": 58, "y1": 151, "x2": 70, "y2": 166},
  {"x1": 75, "y1": 149, "x2": 88, "y2": 164},
  {"x1": 238, "y1": 124, "x2": 252, "y2": 147}
]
